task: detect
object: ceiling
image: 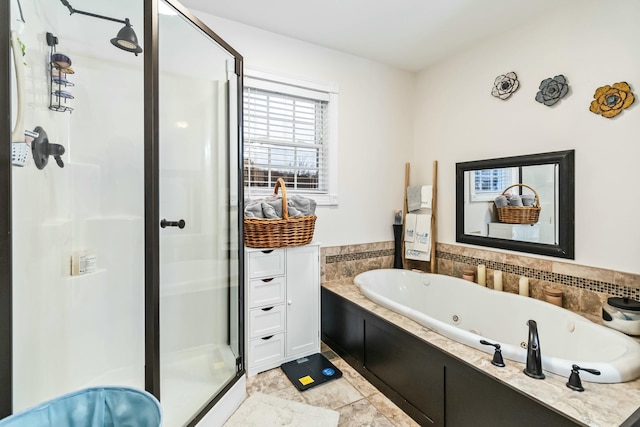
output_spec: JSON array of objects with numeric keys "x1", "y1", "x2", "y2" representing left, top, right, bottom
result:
[{"x1": 180, "y1": 0, "x2": 575, "y2": 72}]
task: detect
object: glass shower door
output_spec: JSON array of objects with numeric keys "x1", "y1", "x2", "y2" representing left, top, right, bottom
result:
[{"x1": 158, "y1": 4, "x2": 240, "y2": 426}]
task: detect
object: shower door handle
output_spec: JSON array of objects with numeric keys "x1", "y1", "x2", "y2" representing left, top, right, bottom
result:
[{"x1": 160, "y1": 219, "x2": 186, "y2": 229}]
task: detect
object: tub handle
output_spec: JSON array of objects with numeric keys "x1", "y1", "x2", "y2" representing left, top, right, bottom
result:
[
  {"x1": 566, "y1": 364, "x2": 601, "y2": 392},
  {"x1": 480, "y1": 340, "x2": 506, "y2": 367}
]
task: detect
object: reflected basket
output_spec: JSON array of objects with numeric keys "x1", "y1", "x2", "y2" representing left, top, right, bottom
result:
[
  {"x1": 496, "y1": 184, "x2": 541, "y2": 225},
  {"x1": 244, "y1": 178, "x2": 317, "y2": 248}
]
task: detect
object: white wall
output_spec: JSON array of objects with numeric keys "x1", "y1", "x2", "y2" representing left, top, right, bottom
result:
[
  {"x1": 193, "y1": 12, "x2": 416, "y2": 247},
  {"x1": 412, "y1": 0, "x2": 640, "y2": 274}
]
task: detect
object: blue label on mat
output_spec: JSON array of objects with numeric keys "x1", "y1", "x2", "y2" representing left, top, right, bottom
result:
[{"x1": 322, "y1": 368, "x2": 335, "y2": 376}]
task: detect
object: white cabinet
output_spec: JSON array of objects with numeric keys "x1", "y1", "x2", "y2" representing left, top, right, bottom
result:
[
  {"x1": 488, "y1": 222, "x2": 540, "y2": 242},
  {"x1": 245, "y1": 243, "x2": 320, "y2": 376}
]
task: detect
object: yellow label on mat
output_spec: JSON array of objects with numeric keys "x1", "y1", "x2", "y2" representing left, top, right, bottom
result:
[{"x1": 299, "y1": 375, "x2": 314, "y2": 386}]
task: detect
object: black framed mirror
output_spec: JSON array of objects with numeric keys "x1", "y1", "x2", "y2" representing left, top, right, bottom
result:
[{"x1": 456, "y1": 150, "x2": 574, "y2": 259}]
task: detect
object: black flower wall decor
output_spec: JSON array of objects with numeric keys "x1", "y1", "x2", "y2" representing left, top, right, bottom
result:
[
  {"x1": 589, "y1": 82, "x2": 635, "y2": 118},
  {"x1": 535, "y1": 75, "x2": 569, "y2": 106},
  {"x1": 491, "y1": 72, "x2": 520, "y2": 100}
]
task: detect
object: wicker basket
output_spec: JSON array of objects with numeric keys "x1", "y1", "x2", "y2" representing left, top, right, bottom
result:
[
  {"x1": 496, "y1": 184, "x2": 541, "y2": 225},
  {"x1": 244, "y1": 178, "x2": 317, "y2": 248}
]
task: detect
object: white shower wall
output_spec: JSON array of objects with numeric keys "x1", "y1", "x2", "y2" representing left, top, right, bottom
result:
[{"x1": 11, "y1": 0, "x2": 146, "y2": 411}]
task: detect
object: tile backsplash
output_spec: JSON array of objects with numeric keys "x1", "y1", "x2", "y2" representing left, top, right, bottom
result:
[{"x1": 321, "y1": 241, "x2": 640, "y2": 318}]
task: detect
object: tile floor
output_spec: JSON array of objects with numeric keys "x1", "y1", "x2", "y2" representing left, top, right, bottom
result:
[{"x1": 245, "y1": 342, "x2": 419, "y2": 427}]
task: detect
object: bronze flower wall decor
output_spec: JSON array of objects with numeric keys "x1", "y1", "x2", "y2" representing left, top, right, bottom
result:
[
  {"x1": 491, "y1": 72, "x2": 520, "y2": 100},
  {"x1": 535, "y1": 75, "x2": 569, "y2": 106},
  {"x1": 589, "y1": 82, "x2": 635, "y2": 118}
]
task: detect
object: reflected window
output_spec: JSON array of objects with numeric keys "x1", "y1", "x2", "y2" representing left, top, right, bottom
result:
[{"x1": 470, "y1": 167, "x2": 518, "y2": 201}]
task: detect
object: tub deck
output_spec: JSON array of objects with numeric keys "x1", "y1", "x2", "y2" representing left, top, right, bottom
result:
[{"x1": 322, "y1": 278, "x2": 640, "y2": 427}]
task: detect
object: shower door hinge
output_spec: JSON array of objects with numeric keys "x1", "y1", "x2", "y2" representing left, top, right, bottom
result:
[{"x1": 236, "y1": 356, "x2": 243, "y2": 373}]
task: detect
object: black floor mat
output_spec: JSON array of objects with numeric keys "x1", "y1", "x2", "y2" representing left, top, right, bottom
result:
[{"x1": 280, "y1": 353, "x2": 343, "y2": 391}]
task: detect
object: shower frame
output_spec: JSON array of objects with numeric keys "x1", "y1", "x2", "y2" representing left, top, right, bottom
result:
[{"x1": 0, "y1": 0, "x2": 246, "y2": 423}]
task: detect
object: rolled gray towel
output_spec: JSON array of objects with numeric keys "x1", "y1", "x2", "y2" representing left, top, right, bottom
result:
[
  {"x1": 261, "y1": 202, "x2": 279, "y2": 219},
  {"x1": 264, "y1": 198, "x2": 283, "y2": 217},
  {"x1": 287, "y1": 205, "x2": 303, "y2": 217},
  {"x1": 508, "y1": 195, "x2": 523, "y2": 206},
  {"x1": 288, "y1": 195, "x2": 317, "y2": 215},
  {"x1": 521, "y1": 195, "x2": 536, "y2": 206},
  {"x1": 494, "y1": 195, "x2": 508, "y2": 208},
  {"x1": 244, "y1": 200, "x2": 264, "y2": 218}
]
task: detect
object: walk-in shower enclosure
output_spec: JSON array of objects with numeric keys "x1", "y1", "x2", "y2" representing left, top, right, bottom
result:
[{"x1": 0, "y1": 1, "x2": 244, "y2": 425}]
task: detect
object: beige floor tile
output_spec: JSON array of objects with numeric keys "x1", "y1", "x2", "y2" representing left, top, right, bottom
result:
[
  {"x1": 245, "y1": 346, "x2": 417, "y2": 426},
  {"x1": 337, "y1": 398, "x2": 394, "y2": 427},
  {"x1": 301, "y1": 378, "x2": 364, "y2": 410},
  {"x1": 266, "y1": 385, "x2": 306, "y2": 403},
  {"x1": 246, "y1": 368, "x2": 292, "y2": 395}
]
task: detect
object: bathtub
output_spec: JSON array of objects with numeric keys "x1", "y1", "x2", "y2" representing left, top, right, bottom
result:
[{"x1": 354, "y1": 269, "x2": 640, "y2": 383}]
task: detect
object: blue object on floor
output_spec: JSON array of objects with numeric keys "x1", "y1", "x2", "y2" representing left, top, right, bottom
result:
[{"x1": 0, "y1": 386, "x2": 162, "y2": 427}]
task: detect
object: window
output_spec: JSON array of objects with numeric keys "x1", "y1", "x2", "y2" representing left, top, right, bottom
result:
[
  {"x1": 243, "y1": 68, "x2": 338, "y2": 205},
  {"x1": 469, "y1": 167, "x2": 518, "y2": 201}
]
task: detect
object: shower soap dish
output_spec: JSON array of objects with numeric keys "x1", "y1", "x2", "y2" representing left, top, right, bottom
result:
[
  {"x1": 71, "y1": 250, "x2": 97, "y2": 275},
  {"x1": 11, "y1": 142, "x2": 30, "y2": 166}
]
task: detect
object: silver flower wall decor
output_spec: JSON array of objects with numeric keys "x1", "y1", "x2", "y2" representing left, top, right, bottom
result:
[
  {"x1": 535, "y1": 75, "x2": 569, "y2": 106},
  {"x1": 491, "y1": 72, "x2": 520, "y2": 100}
]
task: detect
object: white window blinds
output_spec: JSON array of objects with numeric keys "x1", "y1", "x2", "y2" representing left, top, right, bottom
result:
[
  {"x1": 470, "y1": 167, "x2": 518, "y2": 201},
  {"x1": 474, "y1": 168, "x2": 514, "y2": 193},
  {"x1": 244, "y1": 86, "x2": 329, "y2": 193}
]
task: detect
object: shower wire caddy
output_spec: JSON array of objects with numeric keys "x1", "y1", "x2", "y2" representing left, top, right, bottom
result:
[{"x1": 47, "y1": 32, "x2": 74, "y2": 113}]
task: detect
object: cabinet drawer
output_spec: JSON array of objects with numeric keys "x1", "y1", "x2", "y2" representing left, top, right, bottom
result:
[
  {"x1": 249, "y1": 277, "x2": 285, "y2": 308},
  {"x1": 249, "y1": 305, "x2": 285, "y2": 338},
  {"x1": 247, "y1": 249, "x2": 285, "y2": 279},
  {"x1": 248, "y1": 333, "x2": 285, "y2": 367}
]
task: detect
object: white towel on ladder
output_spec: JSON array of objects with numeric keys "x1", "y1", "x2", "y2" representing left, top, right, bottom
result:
[
  {"x1": 404, "y1": 213, "x2": 416, "y2": 242},
  {"x1": 421, "y1": 185, "x2": 433, "y2": 209},
  {"x1": 414, "y1": 214, "x2": 432, "y2": 253},
  {"x1": 405, "y1": 213, "x2": 431, "y2": 261},
  {"x1": 405, "y1": 242, "x2": 430, "y2": 261}
]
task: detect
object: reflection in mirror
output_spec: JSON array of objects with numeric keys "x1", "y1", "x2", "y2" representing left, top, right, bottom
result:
[
  {"x1": 456, "y1": 150, "x2": 574, "y2": 259},
  {"x1": 464, "y1": 164, "x2": 557, "y2": 244}
]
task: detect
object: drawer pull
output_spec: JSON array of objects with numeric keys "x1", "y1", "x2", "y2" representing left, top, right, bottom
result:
[
  {"x1": 261, "y1": 250, "x2": 274, "y2": 254},
  {"x1": 261, "y1": 278, "x2": 274, "y2": 283},
  {"x1": 261, "y1": 335, "x2": 274, "y2": 340},
  {"x1": 261, "y1": 306, "x2": 274, "y2": 312}
]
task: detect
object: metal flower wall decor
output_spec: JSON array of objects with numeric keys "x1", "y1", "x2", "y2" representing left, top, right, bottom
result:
[
  {"x1": 491, "y1": 72, "x2": 520, "y2": 100},
  {"x1": 589, "y1": 82, "x2": 635, "y2": 118},
  {"x1": 535, "y1": 75, "x2": 569, "y2": 106}
]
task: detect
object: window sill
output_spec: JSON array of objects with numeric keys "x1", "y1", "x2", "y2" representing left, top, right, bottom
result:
[{"x1": 245, "y1": 189, "x2": 338, "y2": 207}]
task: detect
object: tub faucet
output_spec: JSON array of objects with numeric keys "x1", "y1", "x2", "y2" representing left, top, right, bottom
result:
[{"x1": 524, "y1": 319, "x2": 545, "y2": 379}]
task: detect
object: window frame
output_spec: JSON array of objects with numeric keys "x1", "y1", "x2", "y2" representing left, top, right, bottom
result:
[{"x1": 243, "y1": 67, "x2": 339, "y2": 206}]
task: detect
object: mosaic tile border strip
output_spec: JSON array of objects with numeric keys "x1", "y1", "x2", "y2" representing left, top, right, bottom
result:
[
  {"x1": 438, "y1": 251, "x2": 640, "y2": 301},
  {"x1": 325, "y1": 249, "x2": 395, "y2": 264}
]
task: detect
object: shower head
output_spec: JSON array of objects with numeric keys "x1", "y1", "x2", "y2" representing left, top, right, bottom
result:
[
  {"x1": 110, "y1": 19, "x2": 143, "y2": 55},
  {"x1": 59, "y1": 0, "x2": 143, "y2": 55}
]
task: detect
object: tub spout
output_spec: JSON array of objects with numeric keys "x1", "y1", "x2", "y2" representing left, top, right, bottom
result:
[{"x1": 524, "y1": 319, "x2": 545, "y2": 379}]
